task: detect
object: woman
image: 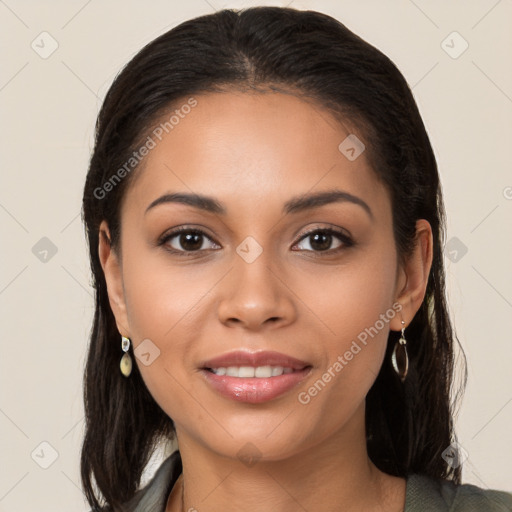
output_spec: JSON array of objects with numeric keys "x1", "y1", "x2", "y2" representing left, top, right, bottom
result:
[{"x1": 80, "y1": 6, "x2": 512, "y2": 512}]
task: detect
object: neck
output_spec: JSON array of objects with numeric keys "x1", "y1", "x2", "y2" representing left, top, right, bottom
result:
[{"x1": 166, "y1": 404, "x2": 406, "y2": 512}]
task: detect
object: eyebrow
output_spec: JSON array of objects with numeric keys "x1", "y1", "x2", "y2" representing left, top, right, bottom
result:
[{"x1": 145, "y1": 189, "x2": 373, "y2": 219}]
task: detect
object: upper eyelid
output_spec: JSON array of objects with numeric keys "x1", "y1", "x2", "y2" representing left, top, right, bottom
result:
[{"x1": 296, "y1": 225, "x2": 352, "y2": 241}]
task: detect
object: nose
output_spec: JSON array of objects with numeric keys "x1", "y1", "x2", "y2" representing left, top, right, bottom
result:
[{"x1": 217, "y1": 249, "x2": 296, "y2": 331}]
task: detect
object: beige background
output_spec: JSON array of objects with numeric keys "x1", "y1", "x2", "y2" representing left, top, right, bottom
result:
[{"x1": 1, "y1": 0, "x2": 511, "y2": 510}]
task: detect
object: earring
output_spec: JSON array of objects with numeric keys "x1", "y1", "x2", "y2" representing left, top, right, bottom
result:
[
  {"x1": 391, "y1": 319, "x2": 409, "y2": 382},
  {"x1": 120, "y1": 336, "x2": 133, "y2": 377}
]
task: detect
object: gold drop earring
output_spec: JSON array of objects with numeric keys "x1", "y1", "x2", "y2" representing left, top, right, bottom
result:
[{"x1": 120, "y1": 335, "x2": 133, "y2": 377}]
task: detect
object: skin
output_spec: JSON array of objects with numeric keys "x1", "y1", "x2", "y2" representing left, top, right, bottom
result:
[{"x1": 99, "y1": 90, "x2": 433, "y2": 512}]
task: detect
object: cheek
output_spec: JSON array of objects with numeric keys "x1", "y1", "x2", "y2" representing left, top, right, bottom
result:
[
  {"x1": 298, "y1": 238, "x2": 398, "y2": 349},
  {"x1": 296, "y1": 239, "x2": 398, "y2": 403},
  {"x1": 119, "y1": 240, "x2": 223, "y2": 399},
  {"x1": 121, "y1": 242, "x2": 214, "y2": 340}
]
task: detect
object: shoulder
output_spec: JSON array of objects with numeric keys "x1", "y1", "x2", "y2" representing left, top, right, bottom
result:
[
  {"x1": 92, "y1": 450, "x2": 182, "y2": 512},
  {"x1": 405, "y1": 473, "x2": 512, "y2": 511}
]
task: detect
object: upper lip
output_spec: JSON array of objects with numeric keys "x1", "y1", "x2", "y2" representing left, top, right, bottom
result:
[{"x1": 201, "y1": 350, "x2": 311, "y2": 370}]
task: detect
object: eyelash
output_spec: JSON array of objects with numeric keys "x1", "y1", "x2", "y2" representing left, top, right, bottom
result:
[{"x1": 157, "y1": 226, "x2": 355, "y2": 257}]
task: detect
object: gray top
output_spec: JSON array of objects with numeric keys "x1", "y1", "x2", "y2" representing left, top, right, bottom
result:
[{"x1": 99, "y1": 451, "x2": 512, "y2": 511}]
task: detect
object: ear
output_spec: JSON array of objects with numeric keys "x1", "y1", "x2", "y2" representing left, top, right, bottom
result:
[
  {"x1": 98, "y1": 220, "x2": 130, "y2": 337},
  {"x1": 390, "y1": 219, "x2": 433, "y2": 331}
]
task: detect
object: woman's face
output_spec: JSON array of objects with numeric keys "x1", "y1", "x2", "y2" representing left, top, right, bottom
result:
[{"x1": 101, "y1": 90, "x2": 424, "y2": 461}]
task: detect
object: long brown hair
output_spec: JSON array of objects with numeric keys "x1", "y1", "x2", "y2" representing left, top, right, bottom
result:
[{"x1": 81, "y1": 6, "x2": 467, "y2": 510}]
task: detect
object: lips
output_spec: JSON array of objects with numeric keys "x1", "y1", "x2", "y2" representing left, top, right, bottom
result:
[{"x1": 199, "y1": 350, "x2": 312, "y2": 404}]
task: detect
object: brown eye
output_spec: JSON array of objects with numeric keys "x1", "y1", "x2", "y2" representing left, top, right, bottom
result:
[
  {"x1": 173, "y1": 232, "x2": 204, "y2": 251},
  {"x1": 159, "y1": 228, "x2": 220, "y2": 254},
  {"x1": 294, "y1": 228, "x2": 353, "y2": 253}
]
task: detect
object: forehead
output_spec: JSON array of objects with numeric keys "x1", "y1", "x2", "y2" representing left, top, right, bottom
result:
[{"x1": 122, "y1": 90, "x2": 389, "y2": 218}]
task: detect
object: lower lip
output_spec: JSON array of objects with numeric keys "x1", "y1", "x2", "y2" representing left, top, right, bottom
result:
[{"x1": 200, "y1": 367, "x2": 312, "y2": 404}]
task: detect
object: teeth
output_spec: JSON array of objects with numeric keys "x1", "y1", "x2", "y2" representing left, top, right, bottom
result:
[
  {"x1": 210, "y1": 365, "x2": 297, "y2": 377},
  {"x1": 271, "y1": 366, "x2": 283, "y2": 377}
]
